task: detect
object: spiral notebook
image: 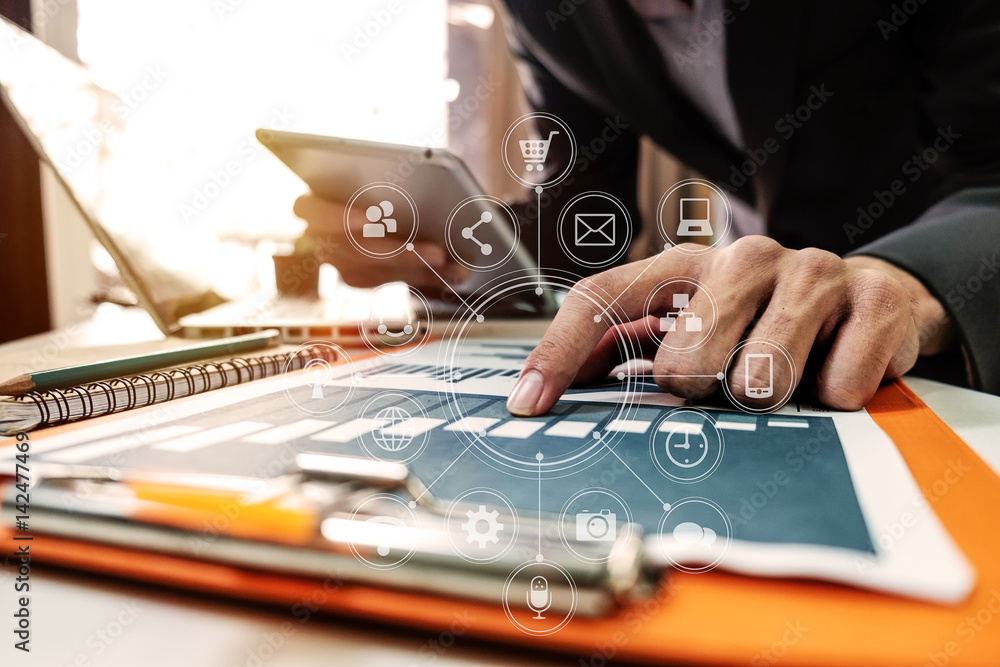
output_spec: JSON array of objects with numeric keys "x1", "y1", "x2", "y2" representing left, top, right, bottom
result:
[{"x1": 0, "y1": 346, "x2": 338, "y2": 435}]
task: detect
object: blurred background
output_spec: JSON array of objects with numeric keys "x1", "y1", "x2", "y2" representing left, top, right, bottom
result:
[{"x1": 0, "y1": 0, "x2": 687, "y2": 343}]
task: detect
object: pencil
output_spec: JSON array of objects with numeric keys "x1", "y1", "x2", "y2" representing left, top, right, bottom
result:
[{"x1": 0, "y1": 329, "x2": 281, "y2": 396}]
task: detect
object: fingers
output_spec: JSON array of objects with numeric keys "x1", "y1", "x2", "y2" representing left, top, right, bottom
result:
[
  {"x1": 507, "y1": 236, "x2": 921, "y2": 417},
  {"x1": 724, "y1": 248, "x2": 845, "y2": 410},
  {"x1": 651, "y1": 236, "x2": 782, "y2": 399},
  {"x1": 571, "y1": 317, "x2": 664, "y2": 386},
  {"x1": 813, "y1": 269, "x2": 918, "y2": 410},
  {"x1": 508, "y1": 251, "x2": 691, "y2": 416},
  {"x1": 293, "y1": 193, "x2": 468, "y2": 289},
  {"x1": 293, "y1": 193, "x2": 343, "y2": 227}
]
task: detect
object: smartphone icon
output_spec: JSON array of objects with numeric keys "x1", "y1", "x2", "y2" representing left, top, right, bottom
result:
[{"x1": 745, "y1": 353, "x2": 774, "y2": 398}]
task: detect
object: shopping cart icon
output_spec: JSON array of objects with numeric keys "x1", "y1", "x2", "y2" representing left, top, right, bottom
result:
[{"x1": 519, "y1": 130, "x2": 559, "y2": 172}]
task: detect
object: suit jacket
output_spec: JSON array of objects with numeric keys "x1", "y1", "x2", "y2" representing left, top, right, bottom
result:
[{"x1": 499, "y1": 0, "x2": 1000, "y2": 394}]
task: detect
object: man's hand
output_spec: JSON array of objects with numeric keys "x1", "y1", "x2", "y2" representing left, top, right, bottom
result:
[
  {"x1": 293, "y1": 193, "x2": 469, "y2": 289},
  {"x1": 506, "y1": 236, "x2": 954, "y2": 416}
]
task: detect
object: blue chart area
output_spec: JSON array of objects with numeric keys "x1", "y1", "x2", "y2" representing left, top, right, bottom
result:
[{"x1": 39, "y1": 384, "x2": 874, "y2": 554}]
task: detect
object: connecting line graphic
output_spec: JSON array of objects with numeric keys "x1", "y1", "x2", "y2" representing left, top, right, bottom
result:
[
  {"x1": 535, "y1": 186, "x2": 542, "y2": 291},
  {"x1": 601, "y1": 441, "x2": 670, "y2": 510},
  {"x1": 618, "y1": 373, "x2": 725, "y2": 380},
  {"x1": 411, "y1": 443, "x2": 471, "y2": 505},
  {"x1": 593, "y1": 250, "x2": 666, "y2": 321},
  {"x1": 537, "y1": 452, "x2": 543, "y2": 559},
  {"x1": 408, "y1": 245, "x2": 484, "y2": 322}
]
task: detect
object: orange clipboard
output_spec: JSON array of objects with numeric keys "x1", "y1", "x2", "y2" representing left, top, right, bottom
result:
[{"x1": 3, "y1": 380, "x2": 999, "y2": 666}]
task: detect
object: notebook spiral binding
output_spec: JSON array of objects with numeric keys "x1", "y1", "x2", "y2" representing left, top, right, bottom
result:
[{"x1": 14, "y1": 346, "x2": 338, "y2": 429}]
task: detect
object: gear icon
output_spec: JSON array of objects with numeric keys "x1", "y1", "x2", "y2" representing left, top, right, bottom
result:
[{"x1": 461, "y1": 505, "x2": 503, "y2": 548}]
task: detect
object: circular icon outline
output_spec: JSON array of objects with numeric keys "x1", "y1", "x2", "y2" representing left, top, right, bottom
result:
[
  {"x1": 344, "y1": 182, "x2": 418, "y2": 259},
  {"x1": 445, "y1": 195, "x2": 521, "y2": 272},
  {"x1": 347, "y1": 493, "x2": 419, "y2": 570},
  {"x1": 445, "y1": 487, "x2": 520, "y2": 564},
  {"x1": 557, "y1": 487, "x2": 634, "y2": 564},
  {"x1": 501, "y1": 112, "x2": 577, "y2": 189},
  {"x1": 281, "y1": 341, "x2": 355, "y2": 417},
  {"x1": 556, "y1": 191, "x2": 633, "y2": 269},
  {"x1": 502, "y1": 559, "x2": 578, "y2": 636},
  {"x1": 657, "y1": 178, "x2": 733, "y2": 254},
  {"x1": 656, "y1": 497, "x2": 733, "y2": 574},
  {"x1": 721, "y1": 338, "x2": 797, "y2": 414},
  {"x1": 358, "y1": 284, "x2": 433, "y2": 358},
  {"x1": 440, "y1": 269, "x2": 644, "y2": 479},
  {"x1": 649, "y1": 408, "x2": 725, "y2": 484},
  {"x1": 355, "y1": 391, "x2": 431, "y2": 464},
  {"x1": 642, "y1": 277, "x2": 719, "y2": 353}
]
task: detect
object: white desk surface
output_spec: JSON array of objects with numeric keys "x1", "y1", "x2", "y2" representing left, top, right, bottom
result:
[{"x1": 2, "y1": 305, "x2": 998, "y2": 667}]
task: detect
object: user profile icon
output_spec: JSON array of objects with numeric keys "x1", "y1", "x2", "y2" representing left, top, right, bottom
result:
[{"x1": 344, "y1": 182, "x2": 417, "y2": 258}]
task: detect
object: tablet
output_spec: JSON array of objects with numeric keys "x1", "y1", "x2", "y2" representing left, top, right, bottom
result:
[{"x1": 257, "y1": 128, "x2": 549, "y2": 312}]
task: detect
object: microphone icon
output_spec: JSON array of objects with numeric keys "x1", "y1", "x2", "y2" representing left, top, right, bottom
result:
[{"x1": 527, "y1": 575, "x2": 551, "y2": 620}]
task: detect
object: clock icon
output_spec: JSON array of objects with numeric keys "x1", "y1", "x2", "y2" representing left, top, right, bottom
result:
[{"x1": 665, "y1": 429, "x2": 708, "y2": 468}]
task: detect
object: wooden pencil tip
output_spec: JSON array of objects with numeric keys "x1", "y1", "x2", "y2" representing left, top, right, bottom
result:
[{"x1": 0, "y1": 374, "x2": 36, "y2": 396}]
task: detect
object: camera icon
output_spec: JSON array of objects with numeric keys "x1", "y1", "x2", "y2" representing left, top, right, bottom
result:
[{"x1": 575, "y1": 509, "x2": 617, "y2": 542}]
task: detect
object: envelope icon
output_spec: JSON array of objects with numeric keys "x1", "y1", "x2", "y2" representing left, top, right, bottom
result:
[{"x1": 574, "y1": 213, "x2": 616, "y2": 247}]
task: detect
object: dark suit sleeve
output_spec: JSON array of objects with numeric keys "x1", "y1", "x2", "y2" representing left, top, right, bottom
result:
[
  {"x1": 851, "y1": 0, "x2": 1000, "y2": 393},
  {"x1": 851, "y1": 187, "x2": 1000, "y2": 393},
  {"x1": 498, "y1": 2, "x2": 642, "y2": 275}
]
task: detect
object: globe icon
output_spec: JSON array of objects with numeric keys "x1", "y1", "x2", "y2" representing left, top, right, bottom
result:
[{"x1": 371, "y1": 406, "x2": 414, "y2": 451}]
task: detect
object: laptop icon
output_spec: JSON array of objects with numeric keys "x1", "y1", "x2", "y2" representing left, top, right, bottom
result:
[{"x1": 677, "y1": 198, "x2": 713, "y2": 237}]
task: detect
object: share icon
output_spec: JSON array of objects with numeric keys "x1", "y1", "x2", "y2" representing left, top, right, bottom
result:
[{"x1": 462, "y1": 211, "x2": 493, "y2": 256}]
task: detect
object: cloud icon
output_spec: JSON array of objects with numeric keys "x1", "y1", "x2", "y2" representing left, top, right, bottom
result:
[{"x1": 672, "y1": 521, "x2": 717, "y2": 547}]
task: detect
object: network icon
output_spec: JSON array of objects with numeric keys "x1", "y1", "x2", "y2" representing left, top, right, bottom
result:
[
  {"x1": 462, "y1": 211, "x2": 493, "y2": 256},
  {"x1": 659, "y1": 293, "x2": 702, "y2": 333}
]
